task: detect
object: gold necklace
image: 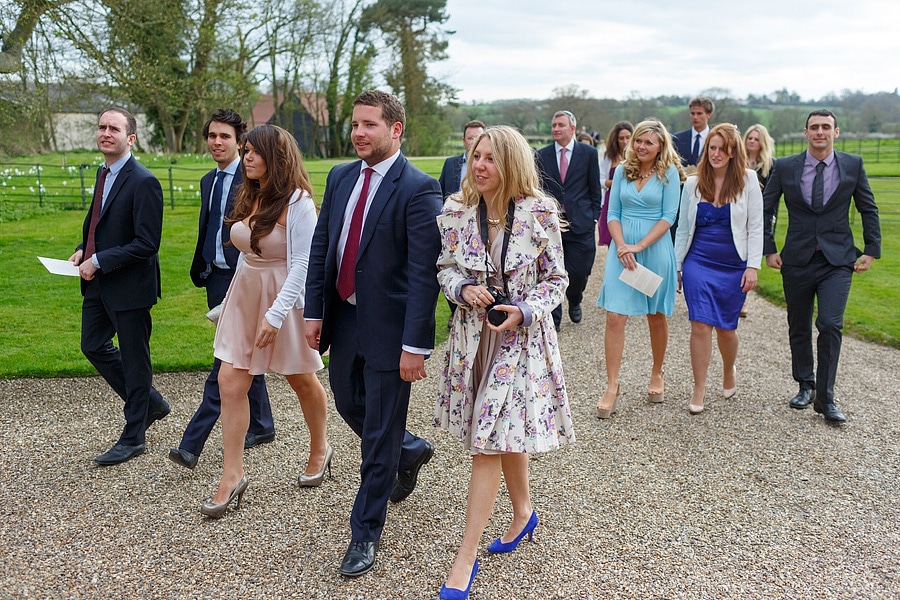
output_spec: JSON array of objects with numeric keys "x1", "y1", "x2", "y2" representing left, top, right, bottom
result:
[
  {"x1": 486, "y1": 217, "x2": 502, "y2": 226},
  {"x1": 637, "y1": 171, "x2": 654, "y2": 180}
]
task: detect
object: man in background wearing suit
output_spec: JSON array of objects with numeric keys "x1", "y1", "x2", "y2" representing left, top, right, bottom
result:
[
  {"x1": 672, "y1": 96, "x2": 715, "y2": 240},
  {"x1": 168, "y1": 109, "x2": 276, "y2": 470},
  {"x1": 672, "y1": 96, "x2": 715, "y2": 168},
  {"x1": 763, "y1": 109, "x2": 881, "y2": 424},
  {"x1": 438, "y1": 119, "x2": 485, "y2": 199},
  {"x1": 69, "y1": 107, "x2": 169, "y2": 466},
  {"x1": 304, "y1": 90, "x2": 442, "y2": 577},
  {"x1": 537, "y1": 110, "x2": 603, "y2": 330},
  {"x1": 437, "y1": 119, "x2": 484, "y2": 321}
]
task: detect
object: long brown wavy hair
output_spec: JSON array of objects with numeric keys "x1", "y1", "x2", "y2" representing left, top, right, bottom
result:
[
  {"x1": 227, "y1": 125, "x2": 313, "y2": 255},
  {"x1": 696, "y1": 123, "x2": 747, "y2": 205}
]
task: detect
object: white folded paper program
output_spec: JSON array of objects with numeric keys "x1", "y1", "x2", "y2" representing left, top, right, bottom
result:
[
  {"x1": 38, "y1": 256, "x2": 80, "y2": 277},
  {"x1": 617, "y1": 262, "x2": 663, "y2": 297}
]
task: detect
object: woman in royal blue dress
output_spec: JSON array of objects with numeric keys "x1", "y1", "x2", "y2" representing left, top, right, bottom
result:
[
  {"x1": 596, "y1": 120, "x2": 684, "y2": 418},
  {"x1": 675, "y1": 124, "x2": 763, "y2": 414}
]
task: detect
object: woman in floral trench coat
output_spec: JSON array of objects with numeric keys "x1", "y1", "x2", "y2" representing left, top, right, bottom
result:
[{"x1": 434, "y1": 126, "x2": 575, "y2": 600}]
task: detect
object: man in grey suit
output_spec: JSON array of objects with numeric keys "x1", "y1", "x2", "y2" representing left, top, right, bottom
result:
[
  {"x1": 763, "y1": 109, "x2": 881, "y2": 424},
  {"x1": 537, "y1": 110, "x2": 603, "y2": 329}
]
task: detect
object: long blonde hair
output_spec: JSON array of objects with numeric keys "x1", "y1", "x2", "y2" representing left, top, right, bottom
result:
[
  {"x1": 622, "y1": 119, "x2": 685, "y2": 185},
  {"x1": 744, "y1": 124, "x2": 774, "y2": 179},
  {"x1": 456, "y1": 126, "x2": 545, "y2": 217},
  {"x1": 696, "y1": 124, "x2": 747, "y2": 205}
]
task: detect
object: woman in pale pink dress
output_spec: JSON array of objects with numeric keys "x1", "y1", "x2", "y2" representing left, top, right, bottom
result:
[{"x1": 200, "y1": 125, "x2": 330, "y2": 518}]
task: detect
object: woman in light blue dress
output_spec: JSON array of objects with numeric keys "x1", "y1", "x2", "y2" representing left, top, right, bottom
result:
[{"x1": 596, "y1": 119, "x2": 684, "y2": 418}]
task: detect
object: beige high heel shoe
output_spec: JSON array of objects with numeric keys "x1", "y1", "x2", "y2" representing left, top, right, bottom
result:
[
  {"x1": 723, "y1": 366, "x2": 737, "y2": 399},
  {"x1": 200, "y1": 476, "x2": 249, "y2": 519},
  {"x1": 648, "y1": 370, "x2": 665, "y2": 403},
  {"x1": 596, "y1": 384, "x2": 621, "y2": 419},
  {"x1": 298, "y1": 444, "x2": 334, "y2": 488}
]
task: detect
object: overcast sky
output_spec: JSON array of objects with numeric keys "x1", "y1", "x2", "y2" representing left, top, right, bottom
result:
[{"x1": 439, "y1": 0, "x2": 900, "y2": 103}]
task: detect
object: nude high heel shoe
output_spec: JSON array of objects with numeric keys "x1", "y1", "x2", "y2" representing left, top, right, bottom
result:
[
  {"x1": 596, "y1": 384, "x2": 621, "y2": 419},
  {"x1": 723, "y1": 366, "x2": 737, "y2": 399},
  {"x1": 298, "y1": 444, "x2": 333, "y2": 488},
  {"x1": 648, "y1": 370, "x2": 665, "y2": 403},
  {"x1": 200, "y1": 476, "x2": 249, "y2": 519}
]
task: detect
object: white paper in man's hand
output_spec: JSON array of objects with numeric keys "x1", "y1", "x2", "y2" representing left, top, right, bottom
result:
[
  {"x1": 38, "y1": 256, "x2": 80, "y2": 277},
  {"x1": 618, "y1": 262, "x2": 663, "y2": 297}
]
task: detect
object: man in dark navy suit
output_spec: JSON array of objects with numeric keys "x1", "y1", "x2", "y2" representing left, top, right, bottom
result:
[
  {"x1": 763, "y1": 109, "x2": 880, "y2": 424},
  {"x1": 537, "y1": 110, "x2": 603, "y2": 329},
  {"x1": 305, "y1": 90, "x2": 442, "y2": 577},
  {"x1": 437, "y1": 119, "x2": 484, "y2": 321},
  {"x1": 671, "y1": 96, "x2": 715, "y2": 240},
  {"x1": 168, "y1": 109, "x2": 275, "y2": 470},
  {"x1": 69, "y1": 107, "x2": 170, "y2": 466},
  {"x1": 438, "y1": 119, "x2": 485, "y2": 200}
]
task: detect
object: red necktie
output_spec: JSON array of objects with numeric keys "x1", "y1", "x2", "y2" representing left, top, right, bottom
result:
[
  {"x1": 83, "y1": 167, "x2": 109, "y2": 262},
  {"x1": 559, "y1": 147, "x2": 569, "y2": 184},
  {"x1": 337, "y1": 167, "x2": 373, "y2": 300}
]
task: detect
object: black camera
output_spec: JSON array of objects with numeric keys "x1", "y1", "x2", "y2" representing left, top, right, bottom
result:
[{"x1": 486, "y1": 287, "x2": 512, "y2": 326}]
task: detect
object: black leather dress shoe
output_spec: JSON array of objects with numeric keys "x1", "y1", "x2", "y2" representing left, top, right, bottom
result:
[
  {"x1": 390, "y1": 440, "x2": 434, "y2": 503},
  {"x1": 168, "y1": 447, "x2": 199, "y2": 469},
  {"x1": 789, "y1": 389, "x2": 815, "y2": 409},
  {"x1": 93, "y1": 443, "x2": 146, "y2": 466},
  {"x1": 147, "y1": 398, "x2": 171, "y2": 428},
  {"x1": 339, "y1": 540, "x2": 379, "y2": 577},
  {"x1": 244, "y1": 431, "x2": 275, "y2": 449},
  {"x1": 568, "y1": 303, "x2": 583, "y2": 324},
  {"x1": 814, "y1": 401, "x2": 846, "y2": 423}
]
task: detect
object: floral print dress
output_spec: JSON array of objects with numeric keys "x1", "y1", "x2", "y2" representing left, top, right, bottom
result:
[{"x1": 435, "y1": 195, "x2": 575, "y2": 454}]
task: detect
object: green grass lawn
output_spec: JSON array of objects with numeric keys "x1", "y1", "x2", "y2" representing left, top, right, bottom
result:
[
  {"x1": 0, "y1": 152, "x2": 895, "y2": 377},
  {"x1": 756, "y1": 177, "x2": 900, "y2": 349},
  {"x1": 0, "y1": 155, "x2": 450, "y2": 378}
]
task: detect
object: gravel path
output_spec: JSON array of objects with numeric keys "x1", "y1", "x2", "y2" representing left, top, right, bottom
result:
[{"x1": 2, "y1": 247, "x2": 899, "y2": 599}]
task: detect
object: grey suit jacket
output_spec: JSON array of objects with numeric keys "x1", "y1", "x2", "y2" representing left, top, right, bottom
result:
[{"x1": 762, "y1": 150, "x2": 880, "y2": 267}]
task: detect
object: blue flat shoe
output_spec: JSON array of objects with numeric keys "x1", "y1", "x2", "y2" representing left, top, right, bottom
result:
[
  {"x1": 487, "y1": 511, "x2": 538, "y2": 553},
  {"x1": 439, "y1": 558, "x2": 478, "y2": 600}
]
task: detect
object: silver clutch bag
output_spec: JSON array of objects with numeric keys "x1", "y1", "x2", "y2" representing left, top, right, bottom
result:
[{"x1": 205, "y1": 302, "x2": 223, "y2": 325}]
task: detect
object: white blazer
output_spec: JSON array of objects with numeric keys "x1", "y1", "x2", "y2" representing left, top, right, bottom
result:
[{"x1": 674, "y1": 170, "x2": 763, "y2": 271}]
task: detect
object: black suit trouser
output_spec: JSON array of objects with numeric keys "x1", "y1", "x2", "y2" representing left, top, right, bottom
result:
[
  {"x1": 552, "y1": 228, "x2": 596, "y2": 325},
  {"x1": 781, "y1": 251, "x2": 853, "y2": 404},
  {"x1": 81, "y1": 280, "x2": 165, "y2": 446},
  {"x1": 177, "y1": 267, "x2": 274, "y2": 455},
  {"x1": 328, "y1": 301, "x2": 430, "y2": 542}
]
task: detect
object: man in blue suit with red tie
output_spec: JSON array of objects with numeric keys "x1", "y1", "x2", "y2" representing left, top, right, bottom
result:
[
  {"x1": 169, "y1": 109, "x2": 275, "y2": 469},
  {"x1": 305, "y1": 90, "x2": 442, "y2": 577}
]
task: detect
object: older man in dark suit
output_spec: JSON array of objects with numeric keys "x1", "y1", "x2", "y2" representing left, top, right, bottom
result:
[
  {"x1": 763, "y1": 109, "x2": 881, "y2": 424},
  {"x1": 305, "y1": 90, "x2": 442, "y2": 577},
  {"x1": 69, "y1": 107, "x2": 169, "y2": 466},
  {"x1": 537, "y1": 110, "x2": 603, "y2": 329},
  {"x1": 168, "y1": 109, "x2": 275, "y2": 470}
]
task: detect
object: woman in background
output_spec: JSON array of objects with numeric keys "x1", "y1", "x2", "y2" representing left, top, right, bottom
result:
[
  {"x1": 740, "y1": 124, "x2": 775, "y2": 317},
  {"x1": 201, "y1": 125, "x2": 331, "y2": 518},
  {"x1": 675, "y1": 124, "x2": 763, "y2": 414},
  {"x1": 435, "y1": 126, "x2": 574, "y2": 599},
  {"x1": 596, "y1": 120, "x2": 683, "y2": 418},
  {"x1": 598, "y1": 121, "x2": 634, "y2": 246}
]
